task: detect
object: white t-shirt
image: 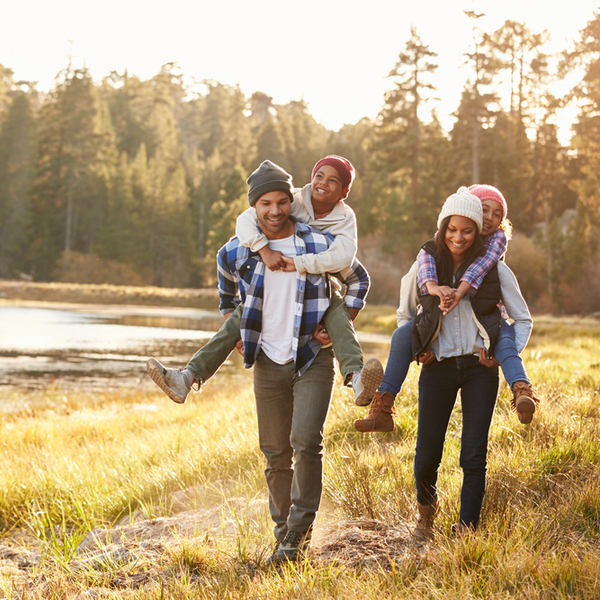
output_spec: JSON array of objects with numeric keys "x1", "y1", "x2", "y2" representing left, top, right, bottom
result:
[{"x1": 261, "y1": 235, "x2": 297, "y2": 364}]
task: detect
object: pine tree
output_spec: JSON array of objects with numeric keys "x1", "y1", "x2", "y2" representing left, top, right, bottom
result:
[
  {"x1": 30, "y1": 66, "x2": 117, "y2": 280},
  {"x1": 0, "y1": 93, "x2": 36, "y2": 277},
  {"x1": 374, "y1": 26, "x2": 447, "y2": 250}
]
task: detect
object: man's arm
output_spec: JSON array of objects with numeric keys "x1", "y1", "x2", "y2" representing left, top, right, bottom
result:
[
  {"x1": 217, "y1": 246, "x2": 241, "y2": 316},
  {"x1": 337, "y1": 258, "x2": 370, "y2": 311}
]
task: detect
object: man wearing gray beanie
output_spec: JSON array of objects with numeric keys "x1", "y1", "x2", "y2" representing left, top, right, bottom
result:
[
  {"x1": 246, "y1": 160, "x2": 294, "y2": 207},
  {"x1": 148, "y1": 160, "x2": 370, "y2": 564}
]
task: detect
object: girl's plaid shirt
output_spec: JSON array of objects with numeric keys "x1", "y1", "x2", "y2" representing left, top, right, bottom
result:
[
  {"x1": 217, "y1": 220, "x2": 369, "y2": 376},
  {"x1": 417, "y1": 228, "x2": 508, "y2": 295}
]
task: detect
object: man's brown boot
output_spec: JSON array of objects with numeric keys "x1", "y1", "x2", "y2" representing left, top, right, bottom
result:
[
  {"x1": 511, "y1": 381, "x2": 540, "y2": 424},
  {"x1": 353, "y1": 391, "x2": 395, "y2": 432},
  {"x1": 412, "y1": 500, "x2": 439, "y2": 543}
]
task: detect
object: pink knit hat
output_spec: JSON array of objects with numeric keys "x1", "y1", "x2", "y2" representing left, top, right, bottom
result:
[
  {"x1": 311, "y1": 155, "x2": 355, "y2": 199},
  {"x1": 468, "y1": 184, "x2": 508, "y2": 220}
]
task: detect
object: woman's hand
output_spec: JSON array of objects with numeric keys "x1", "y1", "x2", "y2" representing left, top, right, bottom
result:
[
  {"x1": 478, "y1": 347, "x2": 499, "y2": 368},
  {"x1": 418, "y1": 348, "x2": 436, "y2": 365}
]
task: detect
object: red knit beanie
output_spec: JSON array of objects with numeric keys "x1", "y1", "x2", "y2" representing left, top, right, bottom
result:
[
  {"x1": 311, "y1": 155, "x2": 355, "y2": 199},
  {"x1": 468, "y1": 184, "x2": 508, "y2": 220}
]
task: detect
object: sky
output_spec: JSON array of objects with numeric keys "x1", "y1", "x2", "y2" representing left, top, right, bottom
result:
[{"x1": 3, "y1": 0, "x2": 598, "y2": 137}]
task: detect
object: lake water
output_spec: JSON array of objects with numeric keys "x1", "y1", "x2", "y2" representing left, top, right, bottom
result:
[{"x1": 0, "y1": 303, "x2": 390, "y2": 392}]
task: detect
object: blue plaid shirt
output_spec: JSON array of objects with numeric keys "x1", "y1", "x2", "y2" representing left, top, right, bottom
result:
[{"x1": 217, "y1": 220, "x2": 370, "y2": 376}]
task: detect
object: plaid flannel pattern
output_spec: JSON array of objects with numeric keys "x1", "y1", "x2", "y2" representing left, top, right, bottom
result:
[
  {"x1": 217, "y1": 221, "x2": 369, "y2": 376},
  {"x1": 417, "y1": 229, "x2": 508, "y2": 296}
]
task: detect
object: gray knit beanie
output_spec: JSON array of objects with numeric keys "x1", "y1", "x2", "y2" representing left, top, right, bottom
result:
[
  {"x1": 437, "y1": 187, "x2": 483, "y2": 233},
  {"x1": 247, "y1": 160, "x2": 294, "y2": 207}
]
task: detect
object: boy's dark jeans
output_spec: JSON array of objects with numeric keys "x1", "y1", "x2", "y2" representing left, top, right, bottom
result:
[{"x1": 414, "y1": 354, "x2": 499, "y2": 528}]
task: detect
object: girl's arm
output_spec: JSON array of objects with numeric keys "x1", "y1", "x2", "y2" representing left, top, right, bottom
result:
[
  {"x1": 460, "y1": 229, "x2": 508, "y2": 295},
  {"x1": 416, "y1": 249, "x2": 438, "y2": 294}
]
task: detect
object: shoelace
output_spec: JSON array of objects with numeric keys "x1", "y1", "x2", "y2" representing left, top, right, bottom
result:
[{"x1": 282, "y1": 531, "x2": 305, "y2": 548}]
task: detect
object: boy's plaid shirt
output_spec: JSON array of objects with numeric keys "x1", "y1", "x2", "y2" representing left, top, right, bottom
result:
[
  {"x1": 217, "y1": 220, "x2": 370, "y2": 376},
  {"x1": 417, "y1": 228, "x2": 508, "y2": 295}
]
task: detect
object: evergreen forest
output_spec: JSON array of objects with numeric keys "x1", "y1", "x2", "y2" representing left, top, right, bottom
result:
[{"x1": 2, "y1": 13, "x2": 600, "y2": 313}]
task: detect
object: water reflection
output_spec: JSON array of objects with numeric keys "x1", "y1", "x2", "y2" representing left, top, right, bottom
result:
[{"x1": 0, "y1": 303, "x2": 389, "y2": 392}]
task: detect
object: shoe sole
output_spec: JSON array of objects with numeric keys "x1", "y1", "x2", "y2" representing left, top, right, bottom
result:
[
  {"x1": 355, "y1": 358, "x2": 384, "y2": 406},
  {"x1": 146, "y1": 358, "x2": 187, "y2": 404},
  {"x1": 353, "y1": 421, "x2": 395, "y2": 433},
  {"x1": 516, "y1": 397, "x2": 535, "y2": 424}
]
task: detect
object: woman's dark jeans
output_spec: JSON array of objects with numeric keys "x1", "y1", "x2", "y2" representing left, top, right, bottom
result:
[{"x1": 414, "y1": 355, "x2": 499, "y2": 528}]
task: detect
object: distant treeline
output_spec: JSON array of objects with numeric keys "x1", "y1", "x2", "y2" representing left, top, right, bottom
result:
[{"x1": 1, "y1": 13, "x2": 600, "y2": 313}]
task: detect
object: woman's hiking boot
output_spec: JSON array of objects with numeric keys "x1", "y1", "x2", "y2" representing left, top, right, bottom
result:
[
  {"x1": 412, "y1": 500, "x2": 439, "y2": 543},
  {"x1": 353, "y1": 391, "x2": 395, "y2": 432},
  {"x1": 511, "y1": 381, "x2": 539, "y2": 424}
]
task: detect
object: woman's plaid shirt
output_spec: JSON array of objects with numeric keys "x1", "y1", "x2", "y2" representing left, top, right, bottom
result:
[{"x1": 217, "y1": 220, "x2": 370, "y2": 376}]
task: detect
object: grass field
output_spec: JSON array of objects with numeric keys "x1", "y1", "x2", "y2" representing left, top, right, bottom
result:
[{"x1": 1, "y1": 314, "x2": 600, "y2": 598}]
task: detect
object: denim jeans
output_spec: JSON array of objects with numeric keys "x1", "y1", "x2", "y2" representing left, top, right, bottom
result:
[
  {"x1": 253, "y1": 347, "x2": 335, "y2": 541},
  {"x1": 379, "y1": 318, "x2": 529, "y2": 397},
  {"x1": 186, "y1": 293, "x2": 362, "y2": 385},
  {"x1": 414, "y1": 354, "x2": 499, "y2": 529},
  {"x1": 493, "y1": 320, "x2": 530, "y2": 388},
  {"x1": 379, "y1": 319, "x2": 413, "y2": 396},
  {"x1": 185, "y1": 303, "x2": 243, "y2": 383}
]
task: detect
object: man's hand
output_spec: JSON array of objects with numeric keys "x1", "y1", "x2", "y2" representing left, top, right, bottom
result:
[
  {"x1": 478, "y1": 347, "x2": 499, "y2": 368},
  {"x1": 418, "y1": 348, "x2": 436, "y2": 365},
  {"x1": 312, "y1": 323, "x2": 332, "y2": 346},
  {"x1": 259, "y1": 246, "x2": 287, "y2": 271},
  {"x1": 234, "y1": 338, "x2": 244, "y2": 356},
  {"x1": 280, "y1": 256, "x2": 297, "y2": 272}
]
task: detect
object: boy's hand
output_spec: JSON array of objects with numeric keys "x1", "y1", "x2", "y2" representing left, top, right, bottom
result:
[
  {"x1": 478, "y1": 347, "x2": 499, "y2": 368},
  {"x1": 312, "y1": 323, "x2": 332, "y2": 345},
  {"x1": 234, "y1": 338, "x2": 244, "y2": 356},
  {"x1": 280, "y1": 256, "x2": 297, "y2": 272},
  {"x1": 259, "y1": 247, "x2": 287, "y2": 271}
]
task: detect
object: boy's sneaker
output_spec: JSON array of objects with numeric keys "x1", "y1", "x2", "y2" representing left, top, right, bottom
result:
[
  {"x1": 352, "y1": 358, "x2": 384, "y2": 406},
  {"x1": 146, "y1": 358, "x2": 191, "y2": 404},
  {"x1": 275, "y1": 529, "x2": 312, "y2": 562},
  {"x1": 511, "y1": 381, "x2": 539, "y2": 424}
]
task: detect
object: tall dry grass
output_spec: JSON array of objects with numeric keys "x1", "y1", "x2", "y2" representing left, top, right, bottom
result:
[{"x1": 1, "y1": 316, "x2": 600, "y2": 598}]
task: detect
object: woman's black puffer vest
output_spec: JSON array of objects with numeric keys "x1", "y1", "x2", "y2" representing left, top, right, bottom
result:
[{"x1": 411, "y1": 239, "x2": 502, "y2": 360}]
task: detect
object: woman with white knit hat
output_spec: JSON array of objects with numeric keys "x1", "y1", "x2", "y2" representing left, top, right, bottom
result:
[{"x1": 396, "y1": 187, "x2": 532, "y2": 540}]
